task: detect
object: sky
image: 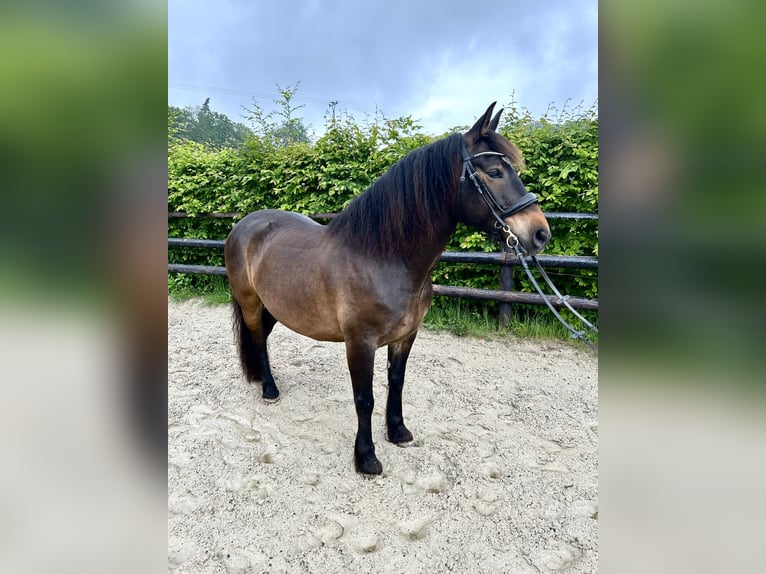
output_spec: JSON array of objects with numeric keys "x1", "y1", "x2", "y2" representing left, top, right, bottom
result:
[{"x1": 168, "y1": 0, "x2": 597, "y2": 136}]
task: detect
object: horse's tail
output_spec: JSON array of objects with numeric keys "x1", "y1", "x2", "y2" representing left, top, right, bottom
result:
[{"x1": 231, "y1": 298, "x2": 262, "y2": 381}]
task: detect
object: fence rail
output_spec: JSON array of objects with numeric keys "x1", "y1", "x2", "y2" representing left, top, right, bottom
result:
[
  {"x1": 168, "y1": 211, "x2": 599, "y2": 320},
  {"x1": 167, "y1": 238, "x2": 597, "y2": 270}
]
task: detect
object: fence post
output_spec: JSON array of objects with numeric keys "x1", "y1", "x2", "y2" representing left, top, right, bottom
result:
[{"x1": 498, "y1": 242, "x2": 514, "y2": 328}]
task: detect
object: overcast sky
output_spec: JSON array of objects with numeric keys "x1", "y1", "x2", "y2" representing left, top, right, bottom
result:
[{"x1": 168, "y1": 0, "x2": 597, "y2": 136}]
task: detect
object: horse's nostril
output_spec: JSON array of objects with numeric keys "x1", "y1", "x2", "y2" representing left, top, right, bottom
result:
[{"x1": 534, "y1": 228, "x2": 550, "y2": 248}]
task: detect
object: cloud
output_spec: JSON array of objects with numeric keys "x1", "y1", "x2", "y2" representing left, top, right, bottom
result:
[
  {"x1": 169, "y1": 0, "x2": 597, "y2": 133},
  {"x1": 408, "y1": 51, "x2": 535, "y2": 134}
]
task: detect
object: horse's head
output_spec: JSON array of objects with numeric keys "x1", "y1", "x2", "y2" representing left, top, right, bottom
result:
[{"x1": 459, "y1": 102, "x2": 550, "y2": 255}]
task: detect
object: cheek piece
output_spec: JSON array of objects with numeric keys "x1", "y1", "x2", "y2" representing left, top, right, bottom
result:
[{"x1": 459, "y1": 141, "x2": 539, "y2": 229}]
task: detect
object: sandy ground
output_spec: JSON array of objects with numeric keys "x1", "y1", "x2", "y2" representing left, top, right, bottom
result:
[{"x1": 168, "y1": 298, "x2": 598, "y2": 573}]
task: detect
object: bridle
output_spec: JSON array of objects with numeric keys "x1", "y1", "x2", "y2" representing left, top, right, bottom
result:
[
  {"x1": 459, "y1": 141, "x2": 538, "y2": 250},
  {"x1": 459, "y1": 140, "x2": 599, "y2": 351}
]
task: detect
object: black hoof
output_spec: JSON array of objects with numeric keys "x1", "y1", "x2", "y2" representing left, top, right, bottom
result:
[
  {"x1": 387, "y1": 425, "x2": 413, "y2": 444},
  {"x1": 355, "y1": 454, "x2": 383, "y2": 476},
  {"x1": 262, "y1": 385, "x2": 280, "y2": 402}
]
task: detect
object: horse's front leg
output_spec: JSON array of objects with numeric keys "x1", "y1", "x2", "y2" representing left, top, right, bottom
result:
[
  {"x1": 386, "y1": 333, "x2": 416, "y2": 444},
  {"x1": 345, "y1": 338, "x2": 382, "y2": 475}
]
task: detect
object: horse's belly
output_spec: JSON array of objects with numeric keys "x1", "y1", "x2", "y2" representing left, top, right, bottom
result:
[
  {"x1": 265, "y1": 294, "x2": 345, "y2": 342},
  {"x1": 253, "y1": 248, "x2": 346, "y2": 342}
]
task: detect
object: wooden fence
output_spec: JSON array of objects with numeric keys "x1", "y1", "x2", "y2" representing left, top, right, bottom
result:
[{"x1": 168, "y1": 212, "x2": 598, "y2": 325}]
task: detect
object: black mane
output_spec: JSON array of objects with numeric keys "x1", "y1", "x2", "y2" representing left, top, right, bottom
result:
[{"x1": 327, "y1": 133, "x2": 464, "y2": 259}]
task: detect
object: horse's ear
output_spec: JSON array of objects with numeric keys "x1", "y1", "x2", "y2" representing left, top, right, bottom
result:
[
  {"x1": 489, "y1": 108, "x2": 503, "y2": 132},
  {"x1": 465, "y1": 101, "x2": 497, "y2": 144}
]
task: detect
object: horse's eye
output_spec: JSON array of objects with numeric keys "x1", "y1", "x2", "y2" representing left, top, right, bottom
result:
[{"x1": 487, "y1": 169, "x2": 502, "y2": 178}]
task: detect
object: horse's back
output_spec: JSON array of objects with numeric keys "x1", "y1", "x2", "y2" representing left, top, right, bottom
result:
[
  {"x1": 227, "y1": 209, "x2": 320, "y2": 245},
  {"x1": 226, "y1": 209, "x2": 321, "y2": 263}
]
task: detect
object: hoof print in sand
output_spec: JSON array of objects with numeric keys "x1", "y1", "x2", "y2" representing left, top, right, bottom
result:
[
  {"x1": 398, "y1": 515, "x2": 437, "y2": 540},
  {"x1": 353, "y1": 534, "x2": 381, "y2": 553},
  {"x1": 472, "y1": 488, "x2": 501, "y2": 516},
  {"x1": 414, "y1": 472, "x2": 448, "y2": 494}
]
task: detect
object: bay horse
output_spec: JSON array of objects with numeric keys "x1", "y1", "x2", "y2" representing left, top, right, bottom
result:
[{"x1": 224, "y1": 102, "x2": 550, "y2": 475}]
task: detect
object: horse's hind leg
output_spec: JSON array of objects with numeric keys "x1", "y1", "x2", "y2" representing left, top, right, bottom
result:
[
  {"x1": 386, "y1": 333, "x2": 416, "y2": 444},
  {"x1": 255, "y1": 307, "x2": 280, "y2": 401},
  {"x1": 232, "y1": 297, "x2": 280, "y2": 401}
]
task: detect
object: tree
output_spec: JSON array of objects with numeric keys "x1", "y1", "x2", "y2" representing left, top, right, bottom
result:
[
  {"x1": 242, "y1": 82, "x2": 312, "y2": 147},
  {"x1": 168, "y1": 99, "x2": 252, "y2": 149}
]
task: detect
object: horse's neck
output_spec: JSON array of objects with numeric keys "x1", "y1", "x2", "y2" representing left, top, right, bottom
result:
[{"x1": 403, "y1": 216, "x2": 457, "y2": 281}]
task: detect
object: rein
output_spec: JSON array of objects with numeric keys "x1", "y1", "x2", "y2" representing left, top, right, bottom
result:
[
  {"x1": 460, "y1": 142, "x2": 598, "y2": 351},
  {"x1": 514, "y1": 254, "x2": 598, "y2": 351}
]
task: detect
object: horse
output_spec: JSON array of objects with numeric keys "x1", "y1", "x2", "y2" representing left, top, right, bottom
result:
[{"x1": 224, "y1": 102, "x2": 550, "y2": 475}]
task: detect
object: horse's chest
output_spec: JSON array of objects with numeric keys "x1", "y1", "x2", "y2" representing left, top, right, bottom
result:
[{"x1": 374, "y1": 278, "x2": 433, "y2": 344}]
